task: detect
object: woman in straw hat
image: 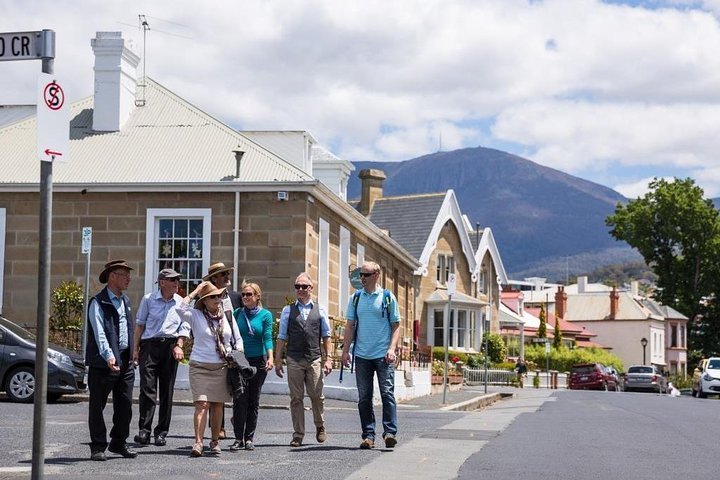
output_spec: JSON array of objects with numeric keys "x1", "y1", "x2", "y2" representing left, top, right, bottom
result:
[{"x1": 175, "y1": 281, "x2": 243, "y2": 457}]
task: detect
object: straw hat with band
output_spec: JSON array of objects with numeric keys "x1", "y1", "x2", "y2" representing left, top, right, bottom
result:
[
  {"x1": 202, "y1": 262, "x2": 233, "y2": 281},
  {"x1": 194, "y1": 283, "x2": 227, "y2": 310},
  {"x1": 99, "y1": 259, "x2": 133, "y2": 284}
]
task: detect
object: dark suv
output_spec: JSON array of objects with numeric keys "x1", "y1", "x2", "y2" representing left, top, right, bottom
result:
[{"x1": 569, "y1": 363, "x2": 618, "y2": 391}]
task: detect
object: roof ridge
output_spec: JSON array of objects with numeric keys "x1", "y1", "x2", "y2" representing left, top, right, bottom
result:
[{"x1": 374, "y1": 192, "x2": 446, "y2": 201}]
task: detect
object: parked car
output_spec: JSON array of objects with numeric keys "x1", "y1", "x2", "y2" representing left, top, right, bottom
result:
[
  {"x1": 695, "y1": 357, "x2": 720, "y2": 398},
  {"x1": 606, "y1": 366, "x2": 622, "y2": 392},
  {"x1": 569, "y1": 363, "x2": 618, "y2": 391},
  {"x1": 691, "y1": 358, "x2": 710, "y2": 397},
  {"x1": 623, "y1": 365, "x2": 667, "y2": 393},
  {"x1": 0, "y1": 316, "x2": 86, "y2": 403}
]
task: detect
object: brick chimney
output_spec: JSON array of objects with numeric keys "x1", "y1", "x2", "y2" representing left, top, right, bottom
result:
[
  {"x1": 359, "y1": 169, "x2": 386, "y2": 216},
  {"x1": 610, "y1": 286, "x2": 619, "y2": 320},
  {"x1": 91, "y1": 32, "x2": 140, "y2": 132},
  {"x1": 555, "y1": 286, "x2": 567, "y2": 319}
]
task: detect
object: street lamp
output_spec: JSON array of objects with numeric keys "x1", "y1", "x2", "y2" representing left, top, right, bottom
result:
[{"x1": 641, "y1": 337, "x2": 648, "y2": 365}]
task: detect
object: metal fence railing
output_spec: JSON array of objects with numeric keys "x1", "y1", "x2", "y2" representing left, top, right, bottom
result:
[{"x1": 463, "y1": 368, "x2": 516, "y2": 386}]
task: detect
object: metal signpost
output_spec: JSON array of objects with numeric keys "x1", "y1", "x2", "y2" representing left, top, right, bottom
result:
[
  {"x1": 81, "y1": 227, "x2": 92, "y2": 364},
  {"x1": 2, "y1": 29, "x2": 59, "y2": 480},
  {"x1": 443, "y1": 274, "x2": 456, "y2": 404}
]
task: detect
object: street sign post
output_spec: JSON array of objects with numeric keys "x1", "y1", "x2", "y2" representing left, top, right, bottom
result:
[{"x1": 3, "y1": 27, "x2": 57, "y2": 480}]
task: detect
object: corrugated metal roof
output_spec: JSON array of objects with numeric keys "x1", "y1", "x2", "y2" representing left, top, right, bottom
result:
[
  {"x1": 565, "y1": 291, "x2": 654, "y2": 321},
  {"x1": 0, "y1": 105, "x2": 34, "y2": 128},
  {"x1": 0, "y1": 78, "x2": 313, "y2": 185}
]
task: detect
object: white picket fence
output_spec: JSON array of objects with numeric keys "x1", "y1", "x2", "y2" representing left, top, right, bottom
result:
[{"x1": 463, "y1": 368, "x2": 568, "y2": 389}]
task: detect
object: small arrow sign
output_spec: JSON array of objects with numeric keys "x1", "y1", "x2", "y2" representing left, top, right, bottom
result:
[{"x1": 44, "y1": 149, "x2": 62, "y2": 157}]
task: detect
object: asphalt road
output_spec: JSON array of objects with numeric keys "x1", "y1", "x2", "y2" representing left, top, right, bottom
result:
[
  {"x1": 0, "y1": 395, "x2": 468, "y2": 480},
  {"x1": 458, "y1": 389, "x2": 716, "y2": 480},
  {"x1": 0, "y1": 389, "x2": 714, "y2": 479}
]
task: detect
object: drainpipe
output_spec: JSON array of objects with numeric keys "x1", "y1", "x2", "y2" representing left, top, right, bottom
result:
[{"x1": 233, "y1": 150, "x2": 244, "y2": 288}]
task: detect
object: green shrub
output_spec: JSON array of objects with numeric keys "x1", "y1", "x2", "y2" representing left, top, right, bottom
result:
[
  {"x1": 523, "y1": 345, "x2": 624, "y2": 372},
  {"x1": 466, "y1": 354, "x2": 482, "y2": 369},
  {"x1": 482, "y1": 333, "x2": 507, "y2": 363},
  {"x1": 50, "y1": 281, "x2": 84, "y2": 330},
  {"x1": 431, "y1": 347, "x2": 469, "y2": 364},
  {"x1": 668, "y1": 373, "x2": 692, "y2": 389},
  {"x1": 533, "y1": 375, "x2": 540, "y2": 388}
]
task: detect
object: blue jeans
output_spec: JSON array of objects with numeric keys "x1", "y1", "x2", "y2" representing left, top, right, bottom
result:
[{"x1": 354, "y1": 356, "x2": 397, "y2": 440}]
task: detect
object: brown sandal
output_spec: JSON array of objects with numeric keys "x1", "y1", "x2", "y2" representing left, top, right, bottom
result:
[{"x1": 190, "y1": 442, "x2": 203, "y2": 457}]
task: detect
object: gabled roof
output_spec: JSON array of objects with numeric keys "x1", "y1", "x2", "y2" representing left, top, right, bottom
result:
[
  {"x1": 640, "y1": 298, "x2": 688, "y2": 321},
  {"x1": 368, "y1": 192, "x2": 445, "y2": 259},
  {"x1": 368, "y1": 190, "x2": 477, "y2": 276},
  {"x1": 525, "y1": 307, "x2": 585, "y2": 334},
  {"x1": 474, "y1": 227, "x2": 509, "y2": 285},
  {"x1": 0, "y1": 78, "x2": 313, "y2": 185},
  {"x1": 564, "y1": 291, "x2": 663, "y2": 322}
]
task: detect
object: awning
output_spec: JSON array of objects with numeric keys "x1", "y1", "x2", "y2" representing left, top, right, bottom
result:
[{"x1": 425, "y1": 289, "x2": 486, "y2": 309}]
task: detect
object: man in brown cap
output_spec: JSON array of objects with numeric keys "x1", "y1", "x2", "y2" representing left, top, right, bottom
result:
[
  {"x1": 86, "y1": 260, "x2": 138, "y2": 461},
  {"x1": 132, "y1": 268, "x2": 190, "y2": 447},
  {"x1": 203, "y1": 262, "x2": 241, "y2": 439}
]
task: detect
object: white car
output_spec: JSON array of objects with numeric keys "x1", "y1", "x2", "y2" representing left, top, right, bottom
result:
[{"x1": 697, "y1": 357, "x2": 720, "y2": 398}]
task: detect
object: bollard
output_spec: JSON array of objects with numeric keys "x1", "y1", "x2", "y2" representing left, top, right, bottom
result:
[{"x1": 550, "y1": 370, "x2": 558, "y2": 389}]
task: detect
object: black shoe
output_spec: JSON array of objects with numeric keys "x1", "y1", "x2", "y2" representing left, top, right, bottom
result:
[
  {"x1": 154, "y1": 434, "x2": 166, "y2": 447},
  {"x1": 133, "y1": 431, "x2": 150, "y2": 445},
  {"x1": 108, "y1": 444, "x2": 138, "y2": 458},
  {"x1": 228, "y1": 440, "x2": 243, "y2": 451},
  {"x1": 244, "y1": 440, "x2": 255, "y2": 451},
  {"x1": 90, "y1": 450, "x2": 107, "y2": 461}
]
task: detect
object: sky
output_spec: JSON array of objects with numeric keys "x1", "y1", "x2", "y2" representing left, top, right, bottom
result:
[{"x1": 3, "y1": 0, "x2": 720, "y2": 198}]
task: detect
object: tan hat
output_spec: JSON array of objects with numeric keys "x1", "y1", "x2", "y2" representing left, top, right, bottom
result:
[
  {"x1": 194, "y1": 282, "x2": 227, "y2": 310},
  {"x1": 99, "y1": 259, "x2": 133, "y2": 283},
  {"x1": 202, "y1": 262, "x2": 233, "y2": 281}
]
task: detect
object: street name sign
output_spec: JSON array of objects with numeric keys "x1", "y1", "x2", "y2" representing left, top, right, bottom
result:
[
  {"x1": 532, "y1": 337, "x2": 550, "y2": 343},
  {"x1": 0, "y1": 31, "x2": 53, "y2": 61}
]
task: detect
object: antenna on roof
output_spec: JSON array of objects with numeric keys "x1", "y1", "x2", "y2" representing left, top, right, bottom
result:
[
  {"x1": 135, "y1": 14, "x2": 150, "y2": 107},
  {"x1": 438, "y1": 129, "x2": 442, "y2": 152}
]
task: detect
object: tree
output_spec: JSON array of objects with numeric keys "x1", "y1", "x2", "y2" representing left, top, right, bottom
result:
[
  {"x1": 606, "y1": 177, "x2": 720, "y2": 356},
  {"x1": 537, "y1": 303, "x2": 547, "y2": 338},
  {"x1": 553, "y1": 315, "x2": 563, "y2": 349}
]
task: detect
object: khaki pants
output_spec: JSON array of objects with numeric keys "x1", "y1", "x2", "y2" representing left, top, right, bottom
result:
[{"x1": 286, "y1": 357, "x2": 325, "y2": 439}]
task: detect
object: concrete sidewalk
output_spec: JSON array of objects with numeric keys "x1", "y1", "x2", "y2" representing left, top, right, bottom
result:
[{"x1": 58, "y1": 384, "x2": 514, "y2": 412}]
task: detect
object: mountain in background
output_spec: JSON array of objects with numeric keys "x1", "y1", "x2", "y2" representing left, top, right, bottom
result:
[{"x1": 347, "y1": 146, "x2": 642, "y2": 280}]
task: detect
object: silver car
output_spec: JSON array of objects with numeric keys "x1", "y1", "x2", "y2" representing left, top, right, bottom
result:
[{"x1": 623, "y1": 365, "x2": 667, "y2": 393}]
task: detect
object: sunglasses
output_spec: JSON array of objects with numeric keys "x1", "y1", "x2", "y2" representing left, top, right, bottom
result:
[
  {"x1": 207, "y1": 294, "x2": 221, "y2": 300},
  {"x1": 163, "y1": 278, "x2": 180, "y2": 282},
  {"x1": 294, "y1": 284, "x2": 312, "y2": 290},
  {"x1": 359, "y1": 272, "x2": 376, "y2": 278},
  {"x1": 241, "y1": 292, "x2": 255, "y2": 297}
]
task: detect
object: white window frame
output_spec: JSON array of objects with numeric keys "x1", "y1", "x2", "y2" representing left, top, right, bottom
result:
[
  {"x1": 318, "y1": 218, "x2": 330, "y2": 309},
  {"x1": 339, "y1": 226, "x2": 351, "y2": 316},
  {"x1": 0, "y1": 208, "x2": 5, "y2": 314},
  {"x1": 357, "y1": 243, "x2": 365, "y2": 267},
  {"x1": 144, "y1": 208, "x2": 212, "y2": 293}
]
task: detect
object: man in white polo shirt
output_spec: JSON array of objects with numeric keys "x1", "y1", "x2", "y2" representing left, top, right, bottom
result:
[{"x1": 341, "y1": 261, "x2": 400, "y2": 450}]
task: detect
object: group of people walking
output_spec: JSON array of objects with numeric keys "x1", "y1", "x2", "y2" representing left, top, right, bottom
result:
[{"x1": 85, "y1": 259, "x2": 400, "y2": 460}]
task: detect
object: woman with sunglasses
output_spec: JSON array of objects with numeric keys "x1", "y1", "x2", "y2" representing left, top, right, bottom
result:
[
  {"x1": 228, "y1": 282, "x2": 274, "y2": 451},
  {"x1": 175, "y1": 281, "x2": 243, "y2": 457}
]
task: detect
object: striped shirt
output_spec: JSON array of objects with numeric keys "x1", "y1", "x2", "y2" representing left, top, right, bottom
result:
[{"x1": 345, "y1": 287, "x2": 399, "y2": 360}]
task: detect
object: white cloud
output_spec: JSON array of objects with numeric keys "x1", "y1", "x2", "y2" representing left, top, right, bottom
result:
[{"x1": 3, "y1": 0, "x2": 720, "y2": 192}]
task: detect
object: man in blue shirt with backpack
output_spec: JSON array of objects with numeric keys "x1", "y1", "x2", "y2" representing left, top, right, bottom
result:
[{"x1": 341, "y1": 261, "x2": 400, "y2": 450}]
